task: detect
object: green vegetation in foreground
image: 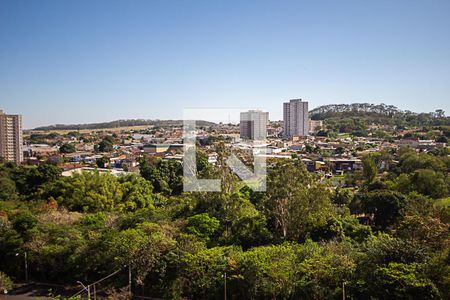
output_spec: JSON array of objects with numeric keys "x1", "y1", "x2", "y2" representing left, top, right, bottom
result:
[
  {"x1": 435, "y1": 197, "x2": 450, "y2": 207},
  {"x1": 0, "y1": 145, "x2": 449, "y2": 299}
]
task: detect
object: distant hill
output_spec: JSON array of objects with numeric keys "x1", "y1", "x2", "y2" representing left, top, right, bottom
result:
[
  {"x1": 34, "y1": 119, "x2": 216, "y2": 131},
  {"x1": 310, "y1": 103, "x2": 449, "y2": 127}
]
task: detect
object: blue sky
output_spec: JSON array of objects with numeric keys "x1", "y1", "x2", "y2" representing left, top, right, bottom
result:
[{"x1": 1, "y1": 0, "x2": 449, "y2": 128}]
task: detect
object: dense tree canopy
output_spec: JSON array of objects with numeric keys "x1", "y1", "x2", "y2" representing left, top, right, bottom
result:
[
  {"x1": 139, "y1": 157, "x2": 183, "y2": 196},
  {"x1": 0, "y1": 149, "x2": 449, "y2": 299},
  {"x1": 96, "y1": 137, "x2": 114, "y2": 153},
  {"x1": 48, "y1": 172, "x2": 154, "y2": 212},
  {"x1": 59, "y1": 143, "x2": 76, "y2": 154}
]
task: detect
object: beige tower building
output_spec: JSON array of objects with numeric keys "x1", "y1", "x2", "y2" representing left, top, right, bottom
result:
[
  {"x1": 283, "y1": 99, "x2": 309, "y2": 137},
  {"x1": 0, "y1": 110, "x2": 23, "y2": 163}
]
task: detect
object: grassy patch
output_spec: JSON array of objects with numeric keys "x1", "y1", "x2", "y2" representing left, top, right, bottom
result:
[{"x1": 435, "y1": 197, "x2": 450, "y2": 207}]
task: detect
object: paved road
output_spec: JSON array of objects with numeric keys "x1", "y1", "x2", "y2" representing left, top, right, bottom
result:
[
  {"x1": 1, "y1": 283, "x2": 79, "y2": 300},
  {"x1": 0, "y1": 295, "x2": 47, "y2": 299}
]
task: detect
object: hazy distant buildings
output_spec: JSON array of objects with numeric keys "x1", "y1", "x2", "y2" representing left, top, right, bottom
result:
[
  {"x1": 240, "y1": 110, "x2": 269, "y2": 140},
  {"x1": 309, "y1": 119, "x2": 323, "y2": 133},
  {"x1": 283, "y1": 99, "x2": 309, "y2": 137},
  {"x1": 0, "y1": 109, "x2": 23, "y2": 163}
]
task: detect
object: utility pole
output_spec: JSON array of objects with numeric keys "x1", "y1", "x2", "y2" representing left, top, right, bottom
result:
[
  {"x1": 223, "y1": 272, "x2": 227, "y2": 300},
  {"x1": 129, "y1": 265, "x2": 132, "y2": 299},
  {"x1": 342, "y1": 281, "x2": 346, "y2": 300},
  {"x1": 16, "y1": 252, "x2": 28, "y2": 283},
  {"x1": 24, "y1": 252, "x2": 28, "y2": 283}
]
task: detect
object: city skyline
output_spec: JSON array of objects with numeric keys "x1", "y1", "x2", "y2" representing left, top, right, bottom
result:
[
  {"x1": 1, "y1": 0, "x2": 450, "y2": 128},
  {"x1": 0, "y1": 98, "x2": 446, "y2": 130}
]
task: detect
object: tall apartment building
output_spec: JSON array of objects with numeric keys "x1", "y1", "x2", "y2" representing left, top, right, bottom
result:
[
  {"x1": 240, "y1": 110, "x2": 269, "y2": 141},
  {"x1": 283, "y1": 99, "x2": 309, "y2": 137},
  {"x1": 0, "y1": 110, "x2": 23, "y2": 163}
]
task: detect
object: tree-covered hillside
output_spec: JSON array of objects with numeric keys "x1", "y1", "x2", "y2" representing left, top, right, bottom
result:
[
  {"x1": 34, "y1": 119, "x2": 216, "y2": 131},
  {"x1": 310, "y1": 103, "x2": 449, "y2": 127},
  {"x1": 309, "y1": 103, "x2": 450, "y2": 138}
]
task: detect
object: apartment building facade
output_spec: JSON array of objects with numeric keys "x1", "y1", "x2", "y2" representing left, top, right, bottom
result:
[
  {"x1": 240, "y1": 110, "x2": 269, "y2": 141},
  {"x1": 283, "y1": 99, "x2": 309, "y2": 137},
  {"x1": 0, "y1": 110, "x2": 23, "y2": 163}
]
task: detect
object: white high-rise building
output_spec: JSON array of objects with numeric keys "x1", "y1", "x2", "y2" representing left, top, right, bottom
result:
[
  {"x1": 0, "y1": 109, "x2": 23, "y2": 163},
  {"x1": 283, "y1": 99, "x2": 309, "y2": 137},
  {"x1": 240, "y1": 110, "x2": 269, "y2": 141}
]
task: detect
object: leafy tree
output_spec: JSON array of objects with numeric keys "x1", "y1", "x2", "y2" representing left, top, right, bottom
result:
[
  {"x1": 295, "y1": 241, "x2": 356, "y2": 299},
  {"x1": 362, "y1": 155, "x2": 377, "y2": 184},
  {"x1": 354, "y1": 234, "x2": 435, "y2": 298},
  {"x1": 108, "y1": 227, "x2": 147, "y2": 276},
  {"x1": 395, "y1": 214, "x2": 450, "y2": 251},
  {"x1": 340, "y1": 216, "x2": 373, "y2": 243},
  {"x1": 372, "y1": 262, "x2": 439, "y2": 299},
  {"x1": 96, "y1": 156, "x2": 110, "y2": 168},
  {"x1": 218, "y1": 192, "x2": 271, "y2": 248},
  {"x1": 334, "y1": 146, "x2": 345, "y2": 155},
  {"x1": 352, "y1": 190, "x2": 407, "y2": 230},
  {"x1": 367, "y1": 180, "x2": 388, "y2": 191},
  {"x1": 410, "y1": 169, "x2": 448, "y2": 199},
  {"x1": 266, "y1": 160, "x2": 334, "y2": 241},
  {"x1": 139, "y1": 157, "x2": 182, "y2": 195},
  {"x1": 79, "y1": 212, "x2": 107, "y2": 229},
  {"x1": 0, "y1": 176, "x2": 17, "y2": 201},
  {"x1": 0, "y1": 225, "x2": 24, "y2": 277},
  {"x1": 436, "y1": 136, "x2": 448, "y2": 143},
  {"x1": 11, "y1": 210, "x2": 37, "y2": 236},
  {"x1": 196, "y1": 151, "x2": 212, "y2": 175},
  {"x1": 234, "y1": 243, "x2": 299, "y2": 299},
  {"x1": 226, "y1": 241, "x2": 357, "y2": 299},
  {"x1": 429, "y1": 146, "x2": 450, "y2": 157},
  {"x1": 309, "y1": 217, "x2": 345, "y2": 241},
  {"x1": 371, "y1": 150, "x2": 394, "y2": 171},
  {"x1": 394, "y1": 169, "x2": 448, "y2": 199},
  {"x1": 398, "y1": 152, "x2": 446, "y2": 173},
  {"x1": 51, "y1": 172, "x2": 123, "y2": 212},
  {"x1": 119, "y1": 175, "x2": 154, "y2": 211},
  {"x1": 36, "y1": 164, "x2": 61, "y2": 183},
  {"x1": 96, "y1": 138, "x2": 114, "y2": 152},
  {"x1": 186, "y1": 213, "x2": 220, "y2": 243},
  {"x1": 8, "y1": 164, "x2": 61, "y2": 197},
  {"x1": 0, "y1": 271, "x2": 13, "y2": 292},
  {"x1": 49, "y1": 172, "x2": 153, "y2": 212},
  {"x1": 331, "y1": 187, "x2": 353, "y2": 206},
  {"x1": 393, "y1": 173, "x2": 413, "y2": 195},
  {"x1": 26, "y1": 223, "x2": 86, "y2": 281},
  {"x1": 304, "y1": 144, "x2": 314, "y2": 153},
  {"x1": 180, "y1": 246, "x2": 238, "y2": 298},
  {"x1": 59, "y1": 143, "x2": 76, "y2": 153},
  {"x1": 195, "y1": 186, "x2": 271, "y2": 248}
]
